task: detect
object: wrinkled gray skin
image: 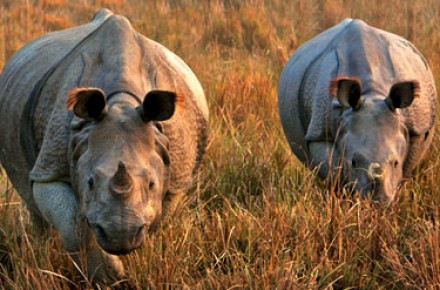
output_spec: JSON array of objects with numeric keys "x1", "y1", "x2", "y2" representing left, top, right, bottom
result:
[
  {"x1": 279, "y1": 19, "x2": 437, "y2": 202},
  {"x1": 0, "y1": 9, "x2": 208, "y2": 284}
]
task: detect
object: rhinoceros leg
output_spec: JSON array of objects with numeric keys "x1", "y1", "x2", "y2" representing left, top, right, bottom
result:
[
  {"x1": 308, "y1": 141, "x2": 342, "y2": 180},
  {"x1": 163, "y1": 191, "x2": 185, "y2": 217},
  {"x1": 404, "y1": 128, "x2": 435, "y2": 178},
  {"x1": 32, "y1": 182, "x2": 124, "y2": 283},
  {"x1": 79, "y1": 226, "x2": 125, "y2": 284},
  {"x1": 33, "y1": 182, "x2": 80, "y2": 251}
]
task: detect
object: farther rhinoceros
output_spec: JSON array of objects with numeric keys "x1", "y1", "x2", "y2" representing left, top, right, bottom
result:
[
  {"x1": 278, "y1": 19, "x2": 437, "y2": 202},
  {"x1": 0, "y1": 9, "x2": 208, "y2": 283}
]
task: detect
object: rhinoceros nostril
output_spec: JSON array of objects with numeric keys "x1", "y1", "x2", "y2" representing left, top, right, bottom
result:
[
  {"x1": 94, "y1": 224, "x2": 107, "y2": 241},
  {"x1": 132, "y1": 224, "x2": 148, "y2": 248},
  {"x1": 137, "y1": 224, "x2": 148, "y2": 238}
]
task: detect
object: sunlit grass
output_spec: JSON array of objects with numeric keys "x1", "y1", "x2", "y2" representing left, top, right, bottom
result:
[{"x1": 1, "y1": 0, "x2": 440, "y2": 289}]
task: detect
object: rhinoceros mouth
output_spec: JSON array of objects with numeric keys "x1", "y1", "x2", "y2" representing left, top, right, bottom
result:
[
  {"x1": 100, "y1": 242, "x2": 142, "y2": 256},
  {"x1": 92, "y1": 223, "x2": 148, "y2": 256}
]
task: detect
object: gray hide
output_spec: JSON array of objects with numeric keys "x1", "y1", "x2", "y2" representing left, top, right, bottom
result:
[
  {"x1": 278, "y1": 19, "x2": 436, "y2": 201},
  {"x1": 0, "y1": 9, "x2": 208, "y2": 284}
]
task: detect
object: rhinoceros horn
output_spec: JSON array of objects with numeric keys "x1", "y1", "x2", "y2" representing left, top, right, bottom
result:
[{"x1": 109, "y1": 161, "x2": 133, "y2": 196}]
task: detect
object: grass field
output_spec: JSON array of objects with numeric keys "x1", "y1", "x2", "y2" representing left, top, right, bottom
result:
[{"x1": 1, "y1": 0, "x2": 440, "y2": 289}]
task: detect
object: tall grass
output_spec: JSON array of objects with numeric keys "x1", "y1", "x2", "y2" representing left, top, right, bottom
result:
[{"x1": 1, "y1": 0, "x2": 440, "y2": 289}]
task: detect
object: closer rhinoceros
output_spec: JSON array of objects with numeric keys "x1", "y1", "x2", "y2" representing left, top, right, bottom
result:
[
  {"x1": 278, "y1": 19, "x2": 437, "y2": 202},
  {"x1": 0, "y1": 9, "x2": 208, "y2": 283}
]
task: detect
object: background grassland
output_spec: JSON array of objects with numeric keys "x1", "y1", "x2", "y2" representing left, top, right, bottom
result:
[{"x1": 1, "y1": 0, "x2": 440, "y2": 289}]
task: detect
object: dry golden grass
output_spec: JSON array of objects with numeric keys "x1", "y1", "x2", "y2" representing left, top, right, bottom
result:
[{"x1": 1, "y1": 0, "x2": 440, "y2": 289}]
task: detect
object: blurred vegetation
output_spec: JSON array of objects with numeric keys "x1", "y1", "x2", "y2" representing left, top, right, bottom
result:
[{"x1": 1, "y1": 0, "x2": 440, "y2": 289}]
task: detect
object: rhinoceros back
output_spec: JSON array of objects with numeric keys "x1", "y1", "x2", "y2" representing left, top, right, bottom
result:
[
  {"x1": 278, "y1": 19, "x2": 437, "y2": 175},
  {"x1": 278, "y1": 19, "x2": 354, "y2": 163},
  {"x1": 0, "y1": 9, "x2": 113, "y2": 209}
]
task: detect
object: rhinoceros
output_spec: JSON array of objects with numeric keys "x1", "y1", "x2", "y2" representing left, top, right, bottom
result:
[
  {"x1": 0, "y1": 9, "x2": 208, "y2": 283},
  {"x1": 278, "y1": 19, "x2": 437, "y2": 202}
]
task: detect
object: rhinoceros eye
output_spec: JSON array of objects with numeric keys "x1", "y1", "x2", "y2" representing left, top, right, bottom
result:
[
  {"x1": 149, "y1": 180, "x2": 155, "y2": 190},
  {"x1": 392, "y1": 160, "x2": 399, "y2": 169},
  {"x1": 88, "y1": 176, "x2": 94, "y2": 190}
]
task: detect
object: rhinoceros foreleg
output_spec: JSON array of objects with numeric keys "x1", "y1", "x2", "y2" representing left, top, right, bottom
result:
[
  {"x1": 33, "y1": 182, "x2": 80, "y2": 251},
  {"x1": 308, "y1": 141, "x2": 342, "y2": 181},
  {"x1": 163, "y1": 191, "x2": 185, "y2": 217},
  {"x1": 79, "y1": 226, "x2": 125, "y2": 284},
  {"x1": 404, "y1": 128, "x2": 435, "y2": 178},
  {"x1": 32, "y1": 182, "x2": 124, "y2": 283}
]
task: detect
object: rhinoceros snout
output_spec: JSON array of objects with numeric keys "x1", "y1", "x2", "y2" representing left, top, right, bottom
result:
[
  {"x1": 93, "y1": 222, "x2": 148, "y2": 255},
  {"x1": 357, "y1": 174, "x2": 395, "y2": 203}
]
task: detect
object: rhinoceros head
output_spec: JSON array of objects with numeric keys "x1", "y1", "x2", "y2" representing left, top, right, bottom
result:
[
  {"x1": 68, "y1": 87, "x2": 183, "y2": 255},
  {"x1": 331, "y1": 77, "x2": 418, "y2": 202}
]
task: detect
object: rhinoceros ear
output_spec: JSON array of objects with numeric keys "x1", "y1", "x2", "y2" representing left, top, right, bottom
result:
[
  {"x1": 67, "y1": 87, "x2": 108, "y2": 121},
  {"x1": 385, "y1": 81, "x2": 420, "y2": 110},
  {"x1": 137, "y1": 90, "x2": 184, "y2": 122},
  {"x1": 330, "y1": 77, "x2": 363, "y2": 110}
]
